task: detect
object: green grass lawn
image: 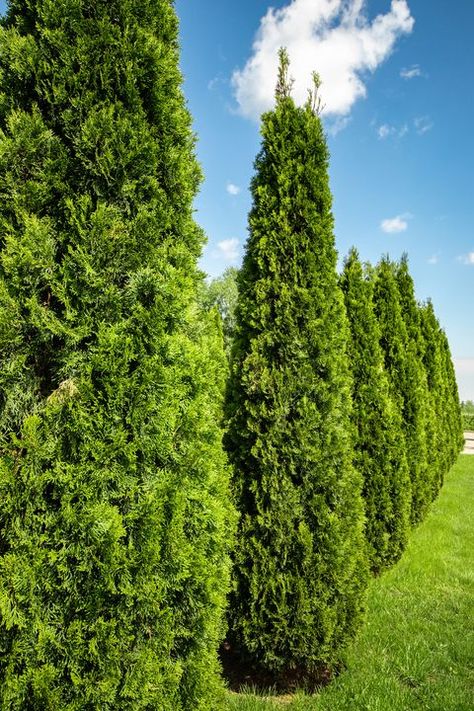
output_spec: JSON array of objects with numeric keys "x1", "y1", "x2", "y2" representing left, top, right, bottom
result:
[{"x1": 227, "y1": 454, "x2": 474, "y2": 711}]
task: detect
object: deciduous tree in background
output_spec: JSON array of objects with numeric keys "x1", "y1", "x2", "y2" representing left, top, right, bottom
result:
[
  {"x1": 0, "y1": 1, "x2": 233, "y2": 708},
  {"x1": 200, "y1": 267, "x2": 239, "y2": 356},
  {"x1": 224, "y1": 51, "x2": 368, "y2": 684}
]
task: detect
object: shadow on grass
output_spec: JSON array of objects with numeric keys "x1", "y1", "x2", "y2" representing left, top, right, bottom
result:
[{"x1": 220, "y1": 640, "x2": 338, "y2": 696}]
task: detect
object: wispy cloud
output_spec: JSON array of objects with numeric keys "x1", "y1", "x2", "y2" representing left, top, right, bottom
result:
[
  {"x1": 233, "y1": 0, "x2": 414, "y2": 121},
  {"x1": 378, "y1": 123, "x2": 395, "y2": 139},
  {"x1": 459, "y1": 252, "x2": 474, "y2": 266},
  {"x1": 414, "y1": 115, "x2": 433, "y2": 135},
  {"x1": 400, "y1": 63, "x2": 422, "y2": 79},
  {"x1": 377, "y1": 116, "x2": 433, "y2": 140},
  {"x1": 217, "y1": 238, "x2": 240, "y2": 262},
  {"x1": 226, "y1": 183, "x2": 241, "y2": 196},
  {"x1": 381, "y1": 214, "x2": 412, "y2": 233},
  {"x1": 428, "y1": 253, "x2": 440, "y2": 265},
  {"x1": 208, "y1": 74, "x2": 226, "y2": 91},
  {"x1": 327, "y1": 115, "x2": 353, "y2": 136},
  {"x1": 377, "y1": 122, "x2": 408, "y2": 139}
]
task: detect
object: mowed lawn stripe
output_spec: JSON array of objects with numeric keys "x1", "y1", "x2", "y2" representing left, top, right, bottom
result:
[{"x1": 228, "y1": 454, "x2": 474, "y2": 710}]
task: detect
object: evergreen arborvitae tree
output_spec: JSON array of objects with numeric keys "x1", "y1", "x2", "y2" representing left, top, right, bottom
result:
[
  {"x1": 340, "y1": 249, "x2": 410, "y2": 571},
  {"x1": 420, "y1": 302, "x2": 462, "y2": 473},
  {"x1": 395, "y1": 256, "x2": 437, "y2": 506},
  {"x1": 438, "y1": 328, "x2": 464, "y2": 462},
  {"x1": 418, "y1": 300, "x2": 448, "y2": 496},
  {"x1": 0, "y1": 2, "x2": 233, "y2": 709},
  {"x1": 224, "y1": 52, "x2": 368, "y2": 684},
  {"x1": 372, "y1": 257, "x2": 429, "y2": 523}
]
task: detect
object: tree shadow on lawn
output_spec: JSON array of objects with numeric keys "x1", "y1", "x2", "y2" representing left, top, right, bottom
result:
[{"x1": 220, "y1": 640, "x2": 339, "y2": 698}]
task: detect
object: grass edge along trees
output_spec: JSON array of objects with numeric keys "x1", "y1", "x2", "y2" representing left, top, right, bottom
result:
[
  {"x1": 227, "y1": 454, "x2": 474, "y2": 711},
  {"x1": 223, "y1": 50, "x2": 368, "y2": 687},
  {"x1": 0, "y1": 2, "x2": 234, "y2": 709}
]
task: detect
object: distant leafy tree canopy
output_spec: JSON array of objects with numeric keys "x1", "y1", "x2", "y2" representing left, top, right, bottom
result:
[{"x1": 200, "y1": 267, "x2": 239, "y2": 355}]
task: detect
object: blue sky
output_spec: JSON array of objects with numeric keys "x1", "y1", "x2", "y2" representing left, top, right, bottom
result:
[
  {"x1": 175, "y1": 0, "x2": 474, "y2": 399},
  {"x1": 1, "y1": 1, "x2": 473, "y2": 398}
]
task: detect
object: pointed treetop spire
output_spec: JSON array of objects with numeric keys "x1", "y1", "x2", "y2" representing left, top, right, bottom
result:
[
  {"x1": 308, "y1": 70, "x2": 325, "y2": 115},
  {"x1": 275, "y1": 46, "x2": 294, "y2": 101}
]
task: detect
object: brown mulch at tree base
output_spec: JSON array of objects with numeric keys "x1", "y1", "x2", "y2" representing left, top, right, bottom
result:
[{"x1": 220, "y1": 641, "x2": 337, "y2": 695}]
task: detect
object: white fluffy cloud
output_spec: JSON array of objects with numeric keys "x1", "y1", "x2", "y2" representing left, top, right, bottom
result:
[
  {"x1": 381, "y1": 215, "x2": 409, "y2": 233},
  {"x1": 226, "y1": 183, "x2": 241, "y2": 196},
  {"x1": 217, "y1": 238, "x2": 240, "y2": 262},
  {"x1": 233, "y1": 0, "x2": 414, "y2": 121}
]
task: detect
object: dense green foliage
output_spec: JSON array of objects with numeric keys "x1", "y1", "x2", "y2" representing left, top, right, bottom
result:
[
  {"x1": 394, "y1": 256, "x2": 437, "y2": 509},
  {"x1": 340, "y1": 250, "x2": 410, "y2": 571},
  {"x1": 438, "y1": 328, "x2": 464, "y2": 461},
  {"x1": 0, "y1": 2, "x2": 233, "y2": 709},
  {"x1": 371, "y1": 257, "x2": 462, "y2": 527},
  {"x1": 0, "y1": 0, "x2": 463, "y2": 700},
  {"x1": 224, "y1": 54, "x2": 368, "y2": 683},
  {"x1": 372, "y1": 257, "x2": 429, "y2": 523},
  {"x1": 418, "y1": 299, "x2": 461, "y2": 489}
]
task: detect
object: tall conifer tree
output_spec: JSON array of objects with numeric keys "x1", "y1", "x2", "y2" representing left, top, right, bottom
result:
[
  {"x1": 395, "y1": 256, "x2": 435, "y2": 509},
  {"x1": 224, "y1": 52, "x2": 367, "y2": 683},
  {"x1": 419, "y1": 300, "x2": 450, "y2": 494},
  {"x1": 438, "y1": 328, "x2": 464, "y2": 462},
  {"x1": 372, "y1": 257, "x2": 428, "y2": 523},
  {"x1": 341, "y1": 249, "x2": 410, "y2": 571},
  {"x1": 0, "y1": 2, "x2": 232, "y2": 708},
  {"x1": 420, "y1": 301, "x2": 462, "y2": 474}
]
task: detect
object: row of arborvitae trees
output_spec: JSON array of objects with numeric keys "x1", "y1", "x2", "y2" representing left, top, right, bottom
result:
[
  {"x1": 340, "y1": 251, "x2": 463, "y2": 572},
  {"x1": 0, "y1": 2, "x2": 462, "y2": 708},
  {"x1": 222, "y1": 51, "x2": 463, "y2": 687}
]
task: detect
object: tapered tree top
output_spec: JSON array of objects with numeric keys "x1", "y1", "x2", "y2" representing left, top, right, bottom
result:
[{"x1": 275, "y1": 47, "x2": 294, "y2": 101}]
